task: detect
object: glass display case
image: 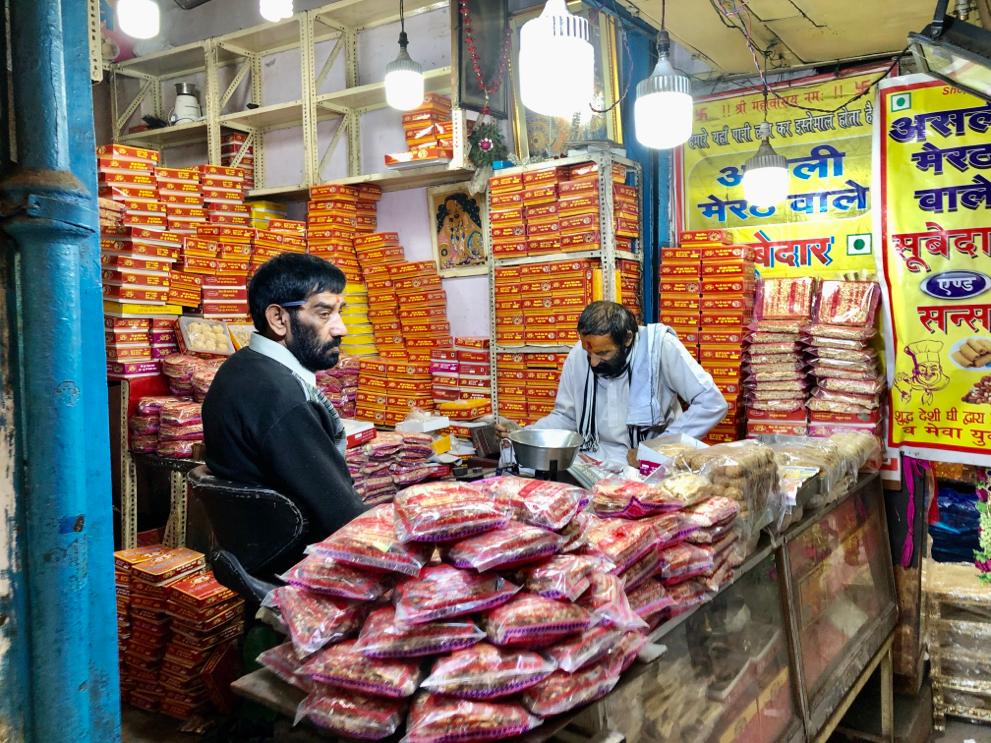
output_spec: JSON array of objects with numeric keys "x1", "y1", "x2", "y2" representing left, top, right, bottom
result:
[
  {"x1": 782, "y1": 477, "x2": 898, "y2": 737},
  {"x1": 591, "y1": 550, "x2": 803, "y2": 743}
]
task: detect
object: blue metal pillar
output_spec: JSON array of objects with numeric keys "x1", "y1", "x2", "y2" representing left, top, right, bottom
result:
[
  {"x1": 1, "y1": 0, "x2": 99, "y2": 739},
  {"x1": 59, "y1": 0, "x2": 123, "y2": 737}
]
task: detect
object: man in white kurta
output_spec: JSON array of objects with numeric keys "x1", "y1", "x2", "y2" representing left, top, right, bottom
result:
[{"x1": 524, "y1": 302, "x2": 728, "y2": 465}]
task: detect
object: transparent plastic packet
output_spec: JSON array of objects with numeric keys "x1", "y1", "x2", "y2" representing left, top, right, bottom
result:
[
  {"x1": 747, "y1": 341, "x2": 803, "y2": 356},
  {"x1": 619, "y1": 548, "x2": 660, "y2": 591},
  {"x1": 420, "y1": 642, "x2": 557, "y2": 699},
  {"x1": 128, "y1": 415, "x2": 160, "y2": 436},
  {"x1": 612, "y1": 630, "x2": 649, "y2": 673},
  {"x1": 763, "y1": 435, "x2": 846, "y2": 497},
  {"x1": 812, "y1": 346, "x2": 878, "y2": 364},
  {"x1": 158, "y1": 399, "x2": 203, "y2": 426},
  {"x1": 682, "y1": 496, "x2": 740, "y2": 529},
  {"x1": 754, "y1": 277, "x2": 817, "y2": 321},
  {"x1": 483, "y1": 593, "x2": 592, "y2": 648},
  {"x1": 829, "y1": 431, "x2": 883, "y2": 475},
  {"x1": 394, "y1": 482, "x2": 508, "y2": 543},
  {"x1": 365, "y1": 431, "x2": 404, "y2": 459},
  {"x1": 748, "y1": 352, "x2": 801, "y2": 367},
  {"x1": 257, "y1": 642, "x2": 312, "y2": 693},
  {"x1": 817, "y1": 377, "x2": 885, "y2": 396},
  {"x1": 592, "y1": 473, "x2": 713, "y2": 519},
  {"x1": 297, "y1": 639, "x2": 423, "y2": 698},
  {"x1": 641, "y1": 511, "x2": 698, "y2": 550},
  {"x1": 520, "y1": 658, "x2": 621, "y2": 718},
  {"x1": 356, "y1": 607, "x2": 485, "y2": 659},
  {"x1": 813, "y1": 280, "x2": 880, "y2": 327},
  {"x1": 135, "y1": 395, "x2": 175, "y2": 416},
  {"x1": 812, "y1": 387, "x2": 881, "y2": 409},
  {"x1": 402, "y1": 693, "x2": 542, "y2": 743},
  {"x1": 582, "y1": 515, "x2": 658, "y2": 573},
  {"x1": 263, "y1": 585, "x2": 366, "y2": 657},
  {"x1": 294, "y1": 688, "x2": 406, "y2": 740},
  {"x1": 129, "y1": 434, "x2": 158, "y2": 454},
  {"x1": 808, "y1": 398, "x2": 876, "y2": 415},
  {"x1": 308, "y1": 505, "x2": 432, "y2": 576},
  {"x1": 804, "y1": 322, "x2": 877, "y2": 341},
  {"x1": 543, "y1": 625, "x2": 624, "y2": 673},
  {"x1": 666, "y1": 579, "x2": 709, "y2": 615},
  {"x1": 279, "y1": 554, "x2": 394, "y2": 601},
  {"x1": 656, "y1": 543, "x2": 715, "y2": 584},
  {"x1": 809, "y1": 336, "x2": 873, "y2": 352},
  {"x1": 684, "y1": 520, "x2": 735, "y2": 546},
  {"x1": 445, "y1": 521, "x2": 561, "y2": 572},
  {"x1": 811, "y1": 362, "x2": 881, "y2": 381},
  {"x1": 473, "y1": 476, "x2": 589, "y2": 531},
  {"x1": 625, "y1": 579, "x2": 674, "y2": 620},
  {"x1": 518, "y1": 554, "x2": 595, "y2": 601},
  {"x1": 156, "y1": 439, "x2": 199, "y2": 458},
  {"x1": 578, "y1": 572, "x2": 649, "y2": 631},
  {"x1": 394, "y1": 564, "x2": 521, "y2": 625}
]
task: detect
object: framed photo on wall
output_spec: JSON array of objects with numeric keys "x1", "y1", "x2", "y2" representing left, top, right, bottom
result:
[
  {"x1": 455, "y1": 0, "x2": 511, "y2": 119},
  {"x1": 428, "y1": 184, "x2": 488, "y2": 277},
  {"x1": 509, "y1": 5, "x2": 623, "y2": 160}
]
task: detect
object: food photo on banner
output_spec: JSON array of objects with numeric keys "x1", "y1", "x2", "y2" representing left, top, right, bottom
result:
[{"x1": 875, "y1": 74, "x2": 991, "y2": 467}]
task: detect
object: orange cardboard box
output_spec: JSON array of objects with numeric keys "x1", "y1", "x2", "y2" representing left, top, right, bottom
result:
[
  {"x1": 699, "y1": 345, "x2": 745, "y2": 364},
  {"x1": 561, "y1": 232, "x2": 599, "y2": 251},
  {"x1": 557, "y1": 196, "x2": 598, "y2": 215},
  {"x1": 522, "y1": 168, "x2": 559, "y2": 186},
  {"x1": 700, "y1": 329, "x2": 746, "y2": 345},
  {"x1": 700, "y1": 310, "x2": 749, "y2": 328},
  {"x1": 492, "y1": 241, "x2": 528, "y2": 258},
  {"x1": 103, "y1": 285, "x2": 168, "y2": 303},
  {"x1": 102, "y1": 270, "x2": 169, "y2": 287},
  {"x1": 490, "y1": 192, "x2": 524, "y2": 210},
  {"x1": 680, "y1": 229, "x2": 733, "y2": 246},
  {"x1": 489, "y1": 173, "x2": 523, "y2": 194},
  {"x1": 97, "y1": 157, "x2": 154, "y2": 175},
  {"x1": 701, "y1": 245, "x2": 755, "y2": 262},
  {"x1": 525, "y1": 327, "x2": 577, "y2": 345},
  {"x1": 702, "y1": 277, "x2": 755, "y2": 295},
  {"x1": 660, "y1": 263, "x2": 702, "y2": 278},
  {"x1": 101, "y1": 254, "x2": 172, "y2": 273},
  {"x1": 660, "y1": 310, "x2": 700, "y2": 327},
  {"x1": 491, "y1": 224, "x2": 526, "y2": 240},
  {"x1": 527, "y1": 238, "x2": 562, "y2": 254},
  {"x1": 701, "y1": 296, "x2": 752, "y2": 313},
  {"x1": 389, "y1": 261, "x2": 436, "y2": 279},
  {"x1": 524, "y1": 204, "x2": 559, "y2": 222},
  {"x1": 701, "y1": 262, "x2": 752, "y2": 279},
  {"x1": 661, "y1": 296, "x2": 700, "y2": 313},
  {"x1": 522, "y1": 294, "x2": 587, "y2": 311},
  {"x1": 527, "y1": 221, "x2": 560, "y2": 237},
  {"x1": 100, "y1": 185, "x2": 158, "y2": 202},
  {"x1": 97, "y1": 144, "x2": 160, "y2": 164},
  {"x1": 521, "y1": 259, "x2": 594, "y2": 277},
  {"x1": 522, "y1": 185, "x2": 557, "y2": 204},
  {"x1": 613, "y1": 184, "x2": 638, "y2": 202},
  {"x1": 100, "y1": 171, "x2": 157, "y2": 187},
  {"x1": 490, "y1": 209, "x2": 524, "y2": 225},
  {"x1": 560, "y1": 214, "x2": 598, "y2": 232},
  {"x1": 662, "y1": 248, "x2": 701, "y2": 262},
  {"x1": 559, "y1": 180, "x2": 597, "y2": 198}
]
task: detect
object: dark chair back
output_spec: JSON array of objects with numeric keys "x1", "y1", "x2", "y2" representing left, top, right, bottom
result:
[{"x1": 187, "y1": 465, "x2": 308, "y2": 579}]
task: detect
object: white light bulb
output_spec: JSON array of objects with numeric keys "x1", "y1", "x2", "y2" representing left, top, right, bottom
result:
[
  {"x1": 385, "y1": 68, "x2": 425, "y2": 111},
  {"x1": 117, "y1": 0, "x2": 160, "y2": 40},
  {"x1": 634, "y1": 44, "x2": 693, "y2": 150},
  {"x1": 743, "y1": 165, "x2": 790, "y2": 208},
  {"x1": 519, "y1": 0, "x2": 595, "y2": 118},
  {"x1": 260, "y1": 0, "x2": 293, "y2": 22}
]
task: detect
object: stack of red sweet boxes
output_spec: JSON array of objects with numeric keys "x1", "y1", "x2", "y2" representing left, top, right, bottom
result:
[
  {"x1": 617, "y1": 258, "x2": 643, "y2": 323},
  {"x1": 158, "y1": 571, "x2": 245, "y2": 719},
  {"x1": 308, "y1": 184, "x2": 360, "y2": 283},
  {"x1": 390, "y1": 93, "x2": 454, "y2": 167},
  {"x1": 391, "y1": 259, "x2": 452, "y2": 363},
  {"x1": 429, "y1": 337, "x2": 492, "y2": 406},
  {"x1": 221, "y1": 131, "x2": 255, "y2": 191},
  {"x1": 356, "y1": 357, "x2": 434, "y2": 428},
  {"x1": 355, "y1": 183, "x2": 382, "y2": 234},
  {"x1": 658, "y1": 244, "x2": 702, "y2": 361},
  {"x1": 199, "y1": 165, "x2": 250, "y2": 227},
  {"x1": 496, "y1": 351, "x2": 568, "y2": 426},
  {"x1": 194, "y1": 225, "x2": 253, "y2": 321},
  {"x1": 156, "y1": 167, "x2": 204, "y2": 238}
]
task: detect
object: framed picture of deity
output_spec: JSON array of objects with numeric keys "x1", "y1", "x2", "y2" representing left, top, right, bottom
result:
[{"x1": 428, "y1": 183, "x2": 488, "y2": 277}]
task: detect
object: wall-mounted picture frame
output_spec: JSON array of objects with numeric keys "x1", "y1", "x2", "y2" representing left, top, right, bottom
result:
[
  {"x1": 428, "y1": 183, "x2": 488, "y2": 277},
  {"x1": 455, "y1": 0, "x2": 511, "y2": 119},
  {"x1": 509, "y1": 5, "x2": 623, "y2": 160}
]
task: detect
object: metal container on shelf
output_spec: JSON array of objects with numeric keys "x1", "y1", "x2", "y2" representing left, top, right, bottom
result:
[{"x1": 509, "y1": 428, "x2": 583, "y2": 473}]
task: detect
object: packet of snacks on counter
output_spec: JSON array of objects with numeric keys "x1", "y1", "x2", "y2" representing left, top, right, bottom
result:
[
  {"x1": 256, "y1": 643, "x2": 312, "y2": 693},
  {"x1": 755, "y1": 277, "x2": 816, "y2": 320},
  {"x1": 521, "y1": 659, "x2": 620, "y2": 718},
  {"x1": 402, "y1": 694, "x2": 542, "y2": 743},
  {"x1": 157, "y1": 439, "x2": 199, "y2": 458},
  {"x1": 612, "y1": 631, "x2": 649, "y2": 673},
  {"x1": 309, "y1": 505, "x2": 431, "y2": 576},
  {"x1": 813, "y1": 280, "x2": 880, "y2": 327},
  {"x1": 265, "y1": 586, "x2": 365, "y2": 657},
  {"x1": 579, "y1": 573, "x2": 648, "y2": 631},
  {"x1": 619, "y1": 548, "x2": 660, "y2": 591},
  {"x1": 297, "y1": 639, "x2": 423, "y2": 698},
  {"x1": 545, "y1": 624, "x2": 623, "y2": 673},
  {"x1": 445, "y1": 521, "x2": 561, "y2": 572},
  {"x1": 656, "y1": 543, "x2": 715, "y2": 583},
  {"x1": 294, "y1": 689, "x2": 406, "y2": 740},
  {"x1": 421, "y1": 642, "x2": 556, "y2": 699},
  {"x1": 158, "y1": 399, "x2": 202, "y2": 426},
  {"x1": 592, "y1": 474, "x2": 710, "y2": 518},
  {"x1": 582, "y1": 515, "x2": 657, "y2": 573},
  {"x1": 483, "y1": 593, "x2": 591, "y2": 647},
  {"x1": 682, "y1": 497, "x2": 739, "y2": 529},
  {"x1": 394, "y1": 482, "x2": 508, "y2": 543},
  {"x1": 829, "y1": 431, "x2": 882, "y2": 474},
  {"x1": 474, "y1": 476, "x2": 589, "y2": 531},
  {"x1": 394, "y1": 564, "x2": 521, "y2": 625},
  {"x1": 667, "y1": 579, "x2": 709, "y2": 614},
  {"x1": 136, "y1": 396, "x2": 176, "y2": 416},
  {"x1": 559, "y1": 511, "x2": 593, "y2": 553},
  {"x1": 279, "y1": 555, "x2": 393, "y2": 601},
  {"x1": 356, "y1": 607, "x2": 485, "y2": 659},
  {"x1": 519, "y1": 554, "x2": 594, "y2": 601},
  {"x1": 626, "y1": 579, "x2": 674, "y2": 619}
]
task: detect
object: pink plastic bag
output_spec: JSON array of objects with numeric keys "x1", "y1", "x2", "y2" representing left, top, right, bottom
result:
[
  {"x1": 544, "y1": 624, "x2": 623, "y2": 673},
  {"x1": 267, "y1": 585, "x2": 365, "y2": 657},
  {"x1": 483, "y1": 593, "x2": 591, "y2": 648},
  {"x1": 402, "y1": 694, "x2": 542, "y2": 743},
  {"x1": 657, "y1": 543, "x2": 715, "y2": 584},
  {"x1": 295, "y1": 689, "x2": 406, "y2": 740},
  {"x1": 682, "y1": 496, "x2": 739, "y2": 529},
  {"x1": 394, "y1": 564, "x2": 521, "y2": 625},
  {"x1": 310, "y1": 505, "x2": 431, "y2": 576},
  {"x1": 476, "y1": 476, "x2": 589, "y2": 531},
  {"x1": 446, "y1": 521, "x2": 560, "y2": 572},
  {"x1": 619, "y1": 548, "x2": 660, "y2": 591},
  {"x1": 520, "y1": 660, "x2": 620, "y2": 717},
  {"x1": 642, "y1": 511, "x2": 697, "y2": 550},
  {"x1": 518, "y1": 554, "x2": 593, "y2": 601},
  {"x1": 578, "y1": 573, "x2": 648, "y2": 631},
  {"x1": 256, "y1": 642, "x2": 312, "y2": 692},
  {"x1": 582, "y1": 516, "x2": 657, "y2": 573},
  {"x1": 626, "y1": 579, "x2": 674, "y2": 619},
  {"x1": 280, "y1": 554, "x2": 393, "y2": 601},
  {"x1": 394, "y1": 482, "x2": 508, "y2": 543},
  {"x1": 421, "y1": 642, "x2": 556, "y2": 699},
  {"x1": 297, "y1": 639, "x2": 423, "y2": 698},
  {"x1": 356, "y1": 607, "x2": 485, "y2": 659},
  {"x1": 592, "y1": 477, "x2": 706, "y2": 518}
]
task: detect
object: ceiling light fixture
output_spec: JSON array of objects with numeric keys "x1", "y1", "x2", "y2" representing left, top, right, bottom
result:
[
  {"x1": 910, "y1": 0, "x2": 991, "y2": 101},
  {"x1": 117, "y1": 0, "x2": 161, "y2": 40},
  {"x1": 634, "y1": 0, "x2": 692, "y2": 150},
  {"x1": 259, "y1": 0, "x2": 293, "y2": 22},
  {"x1": 519, "y1": 0, "x2": 594, "y2": 118},
  {"x1": 742, "y1": 80, "x2": 789, "y2": 208},
  {"x1": 384, "y1": 0, "x2": 425, "y2": 111}
]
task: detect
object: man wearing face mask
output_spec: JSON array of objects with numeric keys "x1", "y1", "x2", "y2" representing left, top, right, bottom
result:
[
  {"x1": 203, "y1": 253, "x2": 366, "y2": 540},
  {"x1": 498, "y1": 301, "x2": 728, "y2": 466}
]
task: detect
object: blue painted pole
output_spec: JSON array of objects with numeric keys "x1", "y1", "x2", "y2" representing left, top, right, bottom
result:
[
  {"x1": 59, "y1": 0, "x2": 123, "y2": 737},
  {"x1": 2, "y1": 0, "x2": 96, "y2": 738}
]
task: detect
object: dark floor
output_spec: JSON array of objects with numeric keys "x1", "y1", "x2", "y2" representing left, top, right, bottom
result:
[{"x1": 933, "y1": 720, "x2": 991, "y2": 743}]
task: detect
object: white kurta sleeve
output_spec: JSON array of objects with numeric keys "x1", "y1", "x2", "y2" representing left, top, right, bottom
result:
[
  {"x1": 658, "y1": 334, "x2": 728, "y2": 438},
  {"x1": 530, "y1": 344, "x2": 583, "y2": 432}
]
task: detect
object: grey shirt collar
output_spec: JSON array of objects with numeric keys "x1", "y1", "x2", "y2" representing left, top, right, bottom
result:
[{"x1": 249, "y1": 333, "x2": 317, "y2": 388}]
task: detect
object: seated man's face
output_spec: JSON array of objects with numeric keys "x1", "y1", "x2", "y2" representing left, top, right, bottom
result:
[{"x1": 286, "y1": 291, "x2": 347, "y2": 372}]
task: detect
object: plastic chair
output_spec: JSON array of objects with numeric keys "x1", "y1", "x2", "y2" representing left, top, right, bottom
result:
[{"x1": 187, "y1": 465, "x2": 308, "y2": 610}]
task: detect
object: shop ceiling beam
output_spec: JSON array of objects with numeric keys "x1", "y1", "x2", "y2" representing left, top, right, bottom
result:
[
  {"x1": 221, "y1": 61, "x2": 252, "y2": 109},
  {"x1": 0, "y1": 0, "x2": 113, "y2": 739}
]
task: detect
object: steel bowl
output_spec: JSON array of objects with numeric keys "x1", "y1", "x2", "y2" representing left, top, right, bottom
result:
[{"x1": 509, "y1": 428, "x2": 584, "y2": 472}]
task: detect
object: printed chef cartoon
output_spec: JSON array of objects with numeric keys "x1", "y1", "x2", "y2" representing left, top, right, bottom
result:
[{"x1": 894, "y1": 339, "x2": 951, "y2": 405}]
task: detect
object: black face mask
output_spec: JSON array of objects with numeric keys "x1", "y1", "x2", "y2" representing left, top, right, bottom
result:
[
  {"x1": 590, "y1": 341, "x2": 633, "y2": 379},
  {"x1": 287, "y1": 311, "x2": 342, "y2": 372}
]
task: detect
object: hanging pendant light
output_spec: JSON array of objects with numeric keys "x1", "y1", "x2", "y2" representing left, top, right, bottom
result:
[
  {"x1": 519, "y1": 0, "x2": 595, "y2": 118},
  {"x1": 385, "y1": 0, "x2": 425, "y2": 111},
  {"x1": 260, "y1": 0, "x2": 293, "y2": 22},
  {"x1": 635, "y1": 30, "x2": 692, "y2": 149},
  {"x1": 117, "y1": 0, "x2": 161, "y2": 40},
  {"x1": 742, "y1": 121, "x2": 790, "y2": 208}
]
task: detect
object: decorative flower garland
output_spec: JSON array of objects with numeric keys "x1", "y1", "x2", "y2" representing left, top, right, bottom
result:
[
  {"x1": 975, "y1": 468, "x2": 991, "y2": 582},
  {"x1": 458, "y1": 0, "x2": 513, "y2": 117}
]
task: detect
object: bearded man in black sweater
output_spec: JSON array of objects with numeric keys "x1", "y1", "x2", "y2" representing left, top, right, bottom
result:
[{"x1": 202, "y1": 253, "x2": 366, "y2": 541}]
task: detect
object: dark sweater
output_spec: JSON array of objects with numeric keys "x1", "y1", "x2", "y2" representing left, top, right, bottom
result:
[{"x1": 202, "y1": 348, "x2": 367, "y2": 541}]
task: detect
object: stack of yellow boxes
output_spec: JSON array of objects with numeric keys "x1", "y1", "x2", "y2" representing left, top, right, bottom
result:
[
  {"x1": 340, "y1": 283, "x2": 377, "y2": 358},
  {"x1": 249, "y1": 200, "x2": 288, "y2": 230}
]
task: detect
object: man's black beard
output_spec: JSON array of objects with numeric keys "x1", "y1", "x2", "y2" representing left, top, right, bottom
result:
[
  {"x1": 590, "y1": 344, "x2": 632, "y2": 378},
  {"x1": 287, "y1": 313, "x2": 341, "y2": 372}
]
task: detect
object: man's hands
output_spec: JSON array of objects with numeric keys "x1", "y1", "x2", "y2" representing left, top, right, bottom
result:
[
  {"x1": 495, "y1": 421, "x2": 510, "y2": 440},
  {"x1": 626, "y1": 449, "x2": 639, "y2": 468}
]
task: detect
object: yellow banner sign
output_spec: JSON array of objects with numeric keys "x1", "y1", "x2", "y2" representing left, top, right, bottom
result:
[
  {"x1": 676, "y1": 70, "x2": 882, "y2": 277},
  {"x1": 876, "y1": 74, "x2": 991, "y2": 465}
]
